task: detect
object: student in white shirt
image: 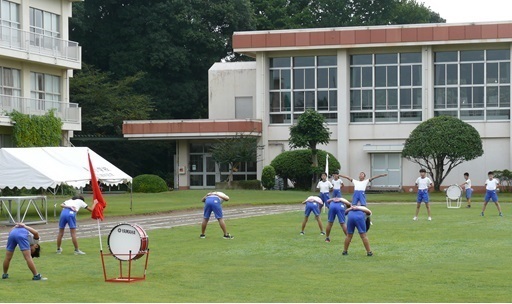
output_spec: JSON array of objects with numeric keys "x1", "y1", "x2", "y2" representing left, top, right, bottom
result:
[
  {"x1": 460, "y1": 172, "x2": 473, "y2": 208},
  {"x1": 481, "y1": 171, "x2": 503, "y2": 216},
  {"x1": 413, "y1": 168, "x2": 433, "y2": 221}
]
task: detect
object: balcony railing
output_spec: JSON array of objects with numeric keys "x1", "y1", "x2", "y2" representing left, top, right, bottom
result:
[
  {"x1": 0, "y1": 94, "x2": 80, "y2": 124},
  {"x1": 0, "y1": 25, "x2": 80, "y2": 62}
]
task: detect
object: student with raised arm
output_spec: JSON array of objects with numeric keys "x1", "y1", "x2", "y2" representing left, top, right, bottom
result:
[
  {"x1": 316, "y1": 172, "x2": 333, "y2": 210},
  {"x1": 339, "y1": 172, "x2": 388, "y2": 206}
]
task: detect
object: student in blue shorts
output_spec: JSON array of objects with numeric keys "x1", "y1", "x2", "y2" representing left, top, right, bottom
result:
[
  {"x1": 339, "y1": 172, "x2": 387, "y2": 206},
  {"x1": 200, "y1": 191, "x2": 234, "y2": 239},
  {"x1": 324, "y1": 197, "x2": 351, "y2": 243},
  {"x1": 56, "y1": 196, "x2": 97, "y2": 255},
  {"x1": 300, "y1": 196, "x2": 325, "y2": 235},
  {"x1": 413, "y1": 169, "x2": 433, "y2": 221},
  {"x1": 316, "y1": 172, "x2": 333, "y2": 210},
  {"x1": 331, "y1": 172, "x2": 344, "y2": 198},
  {"x1": 3, "y1": 222, "x2": 46, "y2": 280},
  {"x1": 481, "y1": 171, "x2": 503, "y2": 217},
  {"x1": 460, "y1": 172, "x2": 473, "y2": 208},
  {"x1": 342, "y1": 204, "x2": 373, "y2": 256}
]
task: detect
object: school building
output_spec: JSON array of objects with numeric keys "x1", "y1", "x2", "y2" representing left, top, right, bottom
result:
[
  {"x1": 0, "y1": 0, "x2": 81, "y2": 148},
  {"x1": 123, "y1": 21, "x2": 512, "y2": 192}
]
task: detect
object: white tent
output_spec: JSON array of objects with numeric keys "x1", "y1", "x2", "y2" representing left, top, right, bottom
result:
[{"x1": 0, "y1": 147, "x2": 132, "y2": 189}]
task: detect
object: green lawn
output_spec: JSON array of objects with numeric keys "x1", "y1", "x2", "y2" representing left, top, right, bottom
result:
[
  {"x1": 1, "y1": 201, "x2": 511, "y2": 302},
  {"x1": 11, "y1": 189, "x2": 512, "y2": 222}
]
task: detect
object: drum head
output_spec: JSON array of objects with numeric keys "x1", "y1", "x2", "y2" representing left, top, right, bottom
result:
[
  {"x1": 108, "y1": 223, "x2": 147, "y2": 261},
  {"x1": 446, "y1": 185, "x2": 462, "y2": 200}
]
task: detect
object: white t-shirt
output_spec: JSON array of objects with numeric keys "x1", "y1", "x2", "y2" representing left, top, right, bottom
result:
[
  {"x1": 62, "y1": 198, "x2": 88, "y2": 212},
  {"x1": 316, "y1": 180, "x2": 333, "y2": 193},
  {"x1": 306, "y1": 196, "x2": 323, "y2": 204},
  {"x1": 331, "y1": 179, "x2": 344, "y2": 190},
  {"x1": 463, "y1": 178, "x2": 472, "y2": 189},
  {"x1": 485, "y1": 178, "x2": 499, "y2": 190},
  {"x1": 353, "y1": 179, "x2": 370, "y2": 191},
  {"x1": 415, "y1": 177, "x2": 432, "y2": 190}
]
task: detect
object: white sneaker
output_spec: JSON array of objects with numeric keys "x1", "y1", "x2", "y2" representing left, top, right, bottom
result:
[
  {"x1": 56, "y1": 248, "x2": 62, "y2": 254},
  {"x1": 428, "y1": 217, "x2": 432, "y2": 221},
  {"x1": 74, "y1": 249, "x2": 86, "y2": 255},
  {"x1": 413, "y1": 217, "x2": 418, "y2": 221}
]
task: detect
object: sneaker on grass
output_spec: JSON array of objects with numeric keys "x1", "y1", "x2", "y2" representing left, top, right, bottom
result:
[
  {"x1": 2, "y1": 273, "x2": 8, "y2": 279},
  {"x1": 33, "y1": 274, "x2": 47, "y2": 281},
  {"x1": 56, "y1": 248, "x2": 62, "y2": 254},
  {"x1": 74, "y1": 249, "x2": 86, "y2": 255},
  {"x1": 325, "y1": 237, "x2": 330, "y2": 243},
  {"x1": 223, "y1": 234, "x2": 234, "y2": 239},
  {"x1": 200, "y1": 234, "x2": 206, "y2": 239}
]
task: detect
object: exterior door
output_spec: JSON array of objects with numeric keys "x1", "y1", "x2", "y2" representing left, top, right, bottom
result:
[
  {"x1": 189, "y1": 153, "x2": 217, "y2": 189},
  {"x1": 371, "y1": 153, "x2": 402, "y2": 188}
]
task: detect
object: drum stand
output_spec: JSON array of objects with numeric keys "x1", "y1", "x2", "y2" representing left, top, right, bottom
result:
[{"x1": 100, "y1": 249, "x2": 150, "y2": 283}]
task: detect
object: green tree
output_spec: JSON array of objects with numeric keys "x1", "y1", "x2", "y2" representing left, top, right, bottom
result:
[
  {"x1": 289, "y1": 110, "x2": 331, "y2": 189},
  {"x1": 251, "y1": 0, "x2": 445, "y2": 30},
  {"x1": 211, "y1": 134, "x2": 263, "y2": 186},
  {"x1": 70, "y1": 64, "x2": 153, "y2": 135},
  {"x1": 270, "y1": 149, "x2": 340, "y2": 190},
  {"x1": 402, "y1": 116, "x2": 483, "y2": 191},
  {"x1": 70, "y1": 0, "x2": 254, "y2": 120}
]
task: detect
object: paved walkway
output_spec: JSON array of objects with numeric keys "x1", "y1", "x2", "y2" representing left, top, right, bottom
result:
[{"x1": 0, "y1": 204, "x2": 303, "y2": 247}]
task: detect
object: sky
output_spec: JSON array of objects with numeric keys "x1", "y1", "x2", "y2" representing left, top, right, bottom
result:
[{"x1": 419, "y1": 0, "x2": 512, "y2": 23}]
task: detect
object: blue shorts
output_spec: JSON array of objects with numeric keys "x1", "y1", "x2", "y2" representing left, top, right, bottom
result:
[
  {"x1": 327, "y1": 202, "x2": 346, "y2": 223},
  {"x1": 352, "y1": 190, "x2": 367, "y2": 206},
  {"x1": 332, "y1": 189, "x2": 342, "y2": 198},
  {"x1": 6, "y1": 227, "x2": 31, "y2": 252},
  {"x1": 319, "y1": 192, "x2": 330, "y2": 207},
  {"x1": 465, "y1": 188, "x2": 473, "y2": 199},
  {"x1": 484, "y1": 190, "x2": 498, "y2": 203},
  {"x1": 59, "y1": 208, "x2": 78, "y2": 229},
  {"x1": 304, "y1": 202, "x2": 321, "y2": 217},
  {"x1": 346, "y1": 210, "x2": 367, "y2": 234},
  {"x1": 417, "y1": 189, "x2": 429, "y2": 203},
  {"x1": 203, "y1": 196, "x2": 223, "y2": 219}
]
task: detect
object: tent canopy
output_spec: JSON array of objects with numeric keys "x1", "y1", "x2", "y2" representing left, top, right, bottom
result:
[{"x1": 0, "y1": 147, "x2": 132, "y2": 189}]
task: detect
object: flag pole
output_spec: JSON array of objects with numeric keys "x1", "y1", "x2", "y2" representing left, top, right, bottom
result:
[{"x1": 97, "y1": 218, "x2": 103, "y2": 251}]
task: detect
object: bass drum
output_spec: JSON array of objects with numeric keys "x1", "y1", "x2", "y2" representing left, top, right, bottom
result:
[{"x1": 108, "y1": 223, "x2": 149, "y2": 261}]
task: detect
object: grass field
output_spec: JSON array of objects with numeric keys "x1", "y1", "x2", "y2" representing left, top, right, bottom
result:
[
  {"x1": 1, "y1": 200, "x2": 511, "y2": 302},
  {"x1": 7, "y1": 189, "x2": 512, "y2": 221}
]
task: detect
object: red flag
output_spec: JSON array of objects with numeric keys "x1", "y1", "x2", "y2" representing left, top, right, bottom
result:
[{"x1": 88, "y1": 152, "x2": 107, "y2": 220}]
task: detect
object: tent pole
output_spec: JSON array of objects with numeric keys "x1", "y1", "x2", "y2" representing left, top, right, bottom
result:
[{"x1": 130, "y1": 183, "x2": 133, "y2": 212}]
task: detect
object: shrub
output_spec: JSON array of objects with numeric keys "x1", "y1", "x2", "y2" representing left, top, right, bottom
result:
[
  {"x1": 261, "y1": 165, "x2": 276, "y2": 189},
  {"x1": 237, "y1": 180, "x2": 262, "y2": 190},
  {"x1": 270, "y1": 149, "x2": 340, "y2": 190},
  {"x1": 132, "y1": 174, "x2": 168, "y2": 193}
]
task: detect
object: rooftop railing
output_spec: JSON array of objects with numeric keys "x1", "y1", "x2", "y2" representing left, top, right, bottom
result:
[
  {"x1": 0, "y1": 94, "x2": 80, "y2": 124},
  {"x1": 0, "y1": 25, "x2": 80, "y2": 62}
]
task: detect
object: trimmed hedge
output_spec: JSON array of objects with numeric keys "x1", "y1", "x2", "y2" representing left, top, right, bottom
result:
[
  {"x1": 132, "y1": 174, "x2": 168, "y2": 193},
  {"x1": 215, "y1": 180, "x2": 262, "y2": 190},
  {"x1": 261, "y1": 165, "x2": 276, "y2": 189}
]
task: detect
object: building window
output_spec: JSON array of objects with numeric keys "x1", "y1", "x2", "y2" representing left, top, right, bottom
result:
[
  {"x1": 269, "y1": 55, "x2": 337, "y2": 124},
  {"x1": 0, "y1": 0, "x2": 20, "y2": 46},
  {"x1": 350, "y1": 52, "x2": 422, "y2": 123},
  {"x1": 220, "y1": 161, "x2": 257, "y2": 181},
  {"x1": 0, "y1": 67, "x2": 21, "y2": 96},
  {"x1": 434, "y1": 49, "x2": 511, "y2": 121},
  {"x1": 29, "y1": 7, "x2": 60, "y2": 49},
  {"x1": 30, "y1": 72, "x2": 60, "y2": 111},
  {"x1": 1, "y1": 0, "x2": 19, "y2": 28}
]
